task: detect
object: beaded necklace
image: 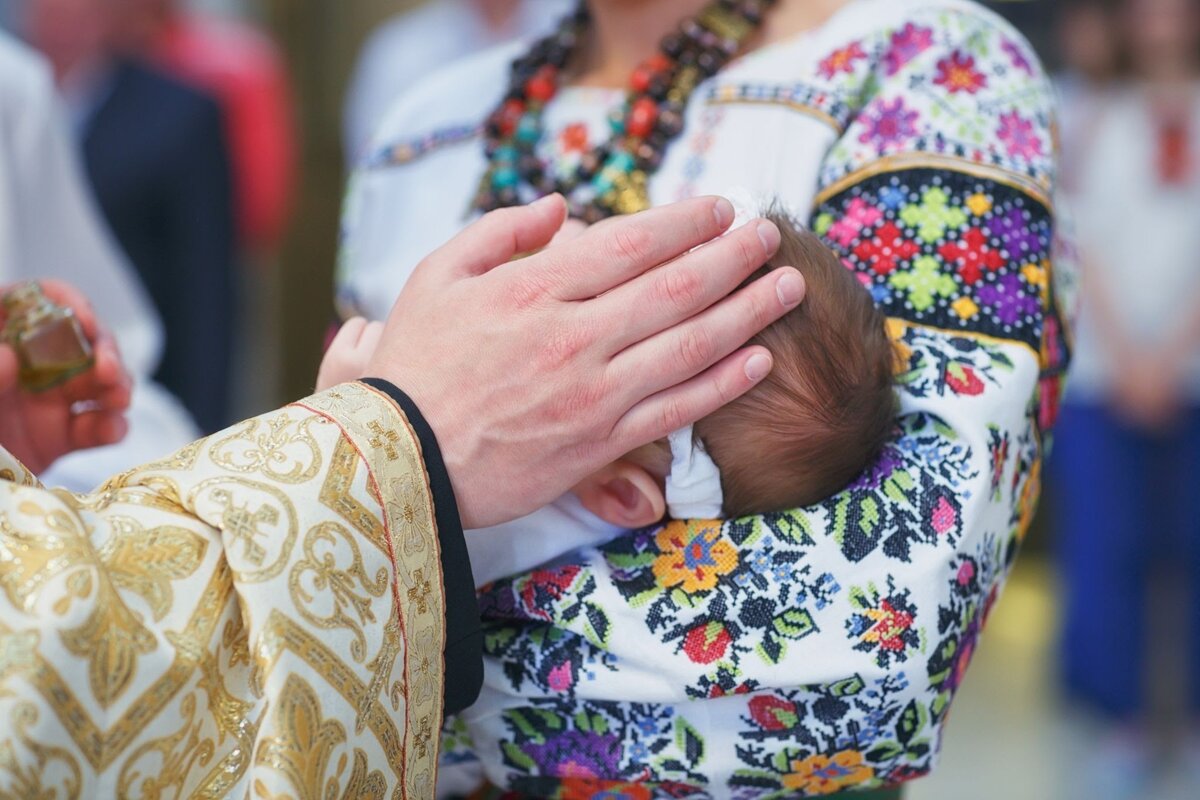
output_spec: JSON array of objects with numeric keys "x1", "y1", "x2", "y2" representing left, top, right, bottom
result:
[{"x1": 474, "y1": 0, "x2": 778, "y2": 222}]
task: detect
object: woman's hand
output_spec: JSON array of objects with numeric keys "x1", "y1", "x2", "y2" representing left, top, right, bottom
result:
[
  {"x1": 0, "y1": 281, "x2": 131, "y2": 473},
  {"x1": 368, "y1": 194, "x2": 806, "y2": 528}
]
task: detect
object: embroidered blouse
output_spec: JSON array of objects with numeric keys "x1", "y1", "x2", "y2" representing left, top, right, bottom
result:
[{"x1": 338, "y1": 0, "x2": 1073, "y2": 795}]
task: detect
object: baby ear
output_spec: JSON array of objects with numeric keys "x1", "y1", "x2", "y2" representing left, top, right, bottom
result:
[{"x1": 574, "y1": 460, "x2": 666, "y2": 529}]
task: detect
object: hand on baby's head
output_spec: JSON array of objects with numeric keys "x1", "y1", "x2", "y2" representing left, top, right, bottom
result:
[
  {"x1": 317, "y1": 317, "x2": 385, "y2": 391},
  {"x1": 575, "y1": 208, "x2": 897, "y2": 526}
]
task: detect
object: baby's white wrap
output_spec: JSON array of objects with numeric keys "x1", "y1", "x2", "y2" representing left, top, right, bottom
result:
[{"x1": 665, "y1": 425, "x2": 724, "y2": 519}]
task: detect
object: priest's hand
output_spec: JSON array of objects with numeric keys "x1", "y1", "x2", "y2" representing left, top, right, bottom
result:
[
  {"x1": 368, "y1": 194, "x2": 806, "y2": 528},
  {"x1": 0, "y1": 281, "x2": 132, "y2": 473}
]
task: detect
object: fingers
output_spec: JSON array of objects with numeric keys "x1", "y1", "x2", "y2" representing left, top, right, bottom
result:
[
  {"x1": 548, "y1": 218, "x2": 588, "y2": 247},
  {"x1": 37, "y1": 280, "x2": 99, "y2": 339},
  {"x1": 589, "y1": 218, "x2": 781, "y2": 353},
  {"x1": 425, "y1": 194, "x2": 568, "y2": 280},
  {"x1": 0, "y1": 346, "x2": 18, "y2": 394},
  {"x1": 609, "y1": 346, "x2": 775, "y2": 457},
  {"x1": 609, "y1": 267, "x2": 805, "y2": 411},
  {"x1": 527, "y1": 196, "x2": 736, "y2": 301},
  {"x1": 68, "y1": 409, "x2": 129, "y2": 452},
  {"x1": 330, "y1": 317, "x2": 368, "y2": 351},
  {"x1": 62, "y1": 333, "x2": 131, "y2": 410},
  {"x1": 358, "y1": 320, "x2": 384, "y2": 352}
]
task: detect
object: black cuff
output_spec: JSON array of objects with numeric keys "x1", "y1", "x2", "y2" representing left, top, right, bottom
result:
[{"x1": 361, "y1": 378, "x2": 482, "y2": 717}]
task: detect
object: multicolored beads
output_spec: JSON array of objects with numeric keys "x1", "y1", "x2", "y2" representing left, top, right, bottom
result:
[{"x1": 475, "y1": 0, "x2": 778, "y2": 222}]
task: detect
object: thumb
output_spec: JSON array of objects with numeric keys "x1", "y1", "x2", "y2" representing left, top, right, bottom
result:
[
  {"x1": 423, "y1": 194, "x2": 568, "y2": 280},
  {"x1": 0, "y1": 345, "x2": 19, "y2": 394}
]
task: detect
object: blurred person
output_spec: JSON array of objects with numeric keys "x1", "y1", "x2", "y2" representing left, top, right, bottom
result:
[
  {"x1": 0, "y1": 31, "x2": 198, "y2": 488},
  {"x1": 343, "y1": 0, "x2": 572, "y2": 164},
  {"x1": 1052, "y1": 0, "x2": 1200, "y2": 795},
  {"x1": 25, "y1": 0, "x2": 237, "y2": 434},
  {"x1": 1056, "y1": 0, "x2": 1122, "y2": 191},
  {"x1": 109, "y1": 0, "x2": 296, "y2": 256}
]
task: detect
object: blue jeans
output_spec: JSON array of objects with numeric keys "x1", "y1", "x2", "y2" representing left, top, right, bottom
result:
[{"x1": 1051, "y1": 403, "x2": 1200, "y2": 719}]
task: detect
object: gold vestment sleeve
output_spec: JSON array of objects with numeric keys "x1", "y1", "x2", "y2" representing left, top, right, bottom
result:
[{"x1": 0, "y1": 382, "x2": 446, "y2": 798}]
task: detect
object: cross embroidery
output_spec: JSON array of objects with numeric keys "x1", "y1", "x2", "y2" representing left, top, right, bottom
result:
[
  {"x1": 367, "y1": 421, "x2": 401, "y2": 461},
  {"x1": 407, "y1": 569, "x2": 432, "y2": 616},
  {"x1": 412, "y1": 715, "x2": 433, "y2": 760},
  {"x1": 220, "y1": 499, "x2": 280, "y2": 565}
]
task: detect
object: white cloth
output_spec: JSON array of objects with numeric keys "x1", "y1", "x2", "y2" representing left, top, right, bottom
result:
[
  {"x1": 1062, "y1": 81, "x2": 1200, "y2": 400},
  {"x1": 665, "y1": 425, "x2": 724, "y2": 520},
  {"x1": 342, "y1": 0, "x2": 572, "y2": 164},
  {"x1": 0, "y1": 35, "x2": 199, "y2": 489},
  {"x1": 466, "y1": 493, "x2": 623, "y2": 588}
]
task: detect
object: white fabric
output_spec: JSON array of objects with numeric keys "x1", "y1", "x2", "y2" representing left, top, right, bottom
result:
[
  {"x1": 0, "y1": 34, "x2": 199, "y2": 489},
  {"x1": 1062, "y1": 81, "x2": 1200, "y2": 399},
  {"x1": 465, "y1": 492, "x2": 623, "y2": 588},
  {"x1": 342, "y1": 0, "x2": 572, "y2": 164},
  {"x1": 665, "y1": 425, "x2": 724, "y2": 520}
]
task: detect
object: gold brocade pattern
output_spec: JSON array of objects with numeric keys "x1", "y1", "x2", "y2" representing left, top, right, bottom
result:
[{"x1": 0, "y1": 383, "x2": 447, "y2": 798}]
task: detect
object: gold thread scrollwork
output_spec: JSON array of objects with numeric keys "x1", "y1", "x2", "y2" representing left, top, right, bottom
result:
[
  {"x1": 0, "y1": 703, "x2": 83, "y2": 799},
  {"x1": 116, "y1": 691, "x2": 214, "y2": 798},
  {"x1": 288, "y1": 522, "x2": 390, "y2": 664},
  {"x1": 253, "y1": 674, "x2": 386, "y2": 800},
  {"x1": 0, "y1": 504, "x2": 207, "y2": 708},
  {"x1": 210, "y1": 416, "x2": 325, "y2": 485}
]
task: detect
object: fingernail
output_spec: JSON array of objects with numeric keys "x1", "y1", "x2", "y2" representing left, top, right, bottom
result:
[
  {"x1": 776, "y1": 271, "x2": 806, "y2": 307},
  {"x1": 757, "y1": 220, "x2": 781, "y2": 253},
  {"x1": 531, "y1": 193, "x2": 562, "y2": 211},
  {"x1": 745, "y1": 353, "x2": 772, "y2": 382},
  {"x1": 713, "y1": 197, "x2": 734, "y2": 228}
]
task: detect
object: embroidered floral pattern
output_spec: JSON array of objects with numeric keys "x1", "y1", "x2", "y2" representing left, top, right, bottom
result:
[{"x1": 818, "y1": 169, "x2": 1066, "y2": 368}]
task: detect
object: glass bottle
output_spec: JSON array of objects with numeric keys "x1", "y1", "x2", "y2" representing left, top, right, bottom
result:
[{"x1": 2, "y1": 282, "x2": 95, "y2": 392}]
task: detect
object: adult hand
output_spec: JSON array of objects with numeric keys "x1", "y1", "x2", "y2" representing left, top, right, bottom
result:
[
  {"x1": 0, "y1": 281, "x2": 132, "y2": 473},
  {"x1": 368, "y1": 194, "x2": 806, "y2": 528}
]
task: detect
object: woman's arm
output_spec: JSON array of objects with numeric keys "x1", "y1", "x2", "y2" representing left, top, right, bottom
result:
[{"x1": 466, "y1": 7, "x2": 1071, "y2": 797}]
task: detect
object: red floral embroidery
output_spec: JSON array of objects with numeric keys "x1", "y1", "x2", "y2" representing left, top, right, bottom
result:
[
  {"x1": 867, "y1": 600, "x2": 916, "y2": 652},
  {"x1": 749, "y1": 696, "x2": 800, "y2": 732},
  {"x1": 945, "y1": 363, "x2": 985, "y2": 396},
  {"x1": 684, "y1": 622, "x2": 732, "y2": 664},
  {"x1": 938, "y1": 228, "x2": 1004, "y2": 284},
  {"x1": 819, "y1": 42, "x2": 868, "y2": 79},
  {"x1": 934, "y1": 52, "x2": 988, "y2": 94},
  {"x1": 853, "y1": 222, "x2": 920, "y2": 276}
]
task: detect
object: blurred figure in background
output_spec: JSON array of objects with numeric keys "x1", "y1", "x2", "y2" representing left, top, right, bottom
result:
[
  {"x1": 343, "y1": 0, "x2": 572, "y2": 165},
  {"x1": 25, "y1": 0, "x2": 236, "y2": 433},
  {"x1": 110, "y1": 0, "x2": 295, "y2": 257},
  {"x1": 0, "y1": 30, "x2": 198, "y2": 487},
  {"x1": 1053, "y1": 0, "x2": 1200, "y2": 796}
]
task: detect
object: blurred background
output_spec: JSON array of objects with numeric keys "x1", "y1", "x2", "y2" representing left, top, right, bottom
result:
[{"x1": 3, "y1": 1, "x2": 1199, "y2": 798}]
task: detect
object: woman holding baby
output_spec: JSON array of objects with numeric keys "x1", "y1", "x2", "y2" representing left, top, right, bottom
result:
[{"x1": 339, "y1": 0, "x2": 1069, "y2": 796}]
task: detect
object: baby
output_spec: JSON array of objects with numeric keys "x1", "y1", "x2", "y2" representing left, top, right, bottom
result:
[{"x1": 318, "y1": 210, "x2": 897, "y2": 586}]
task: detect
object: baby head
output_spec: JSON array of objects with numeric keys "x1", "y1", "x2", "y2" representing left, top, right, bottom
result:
[{"x1": 574, "y1": 210, "x2": 898, "y2": 526}]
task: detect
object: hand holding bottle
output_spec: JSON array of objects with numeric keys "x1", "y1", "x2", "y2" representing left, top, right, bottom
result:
[{"x1": 0, "y1": 281, "x2": 131, "y2": 473}]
